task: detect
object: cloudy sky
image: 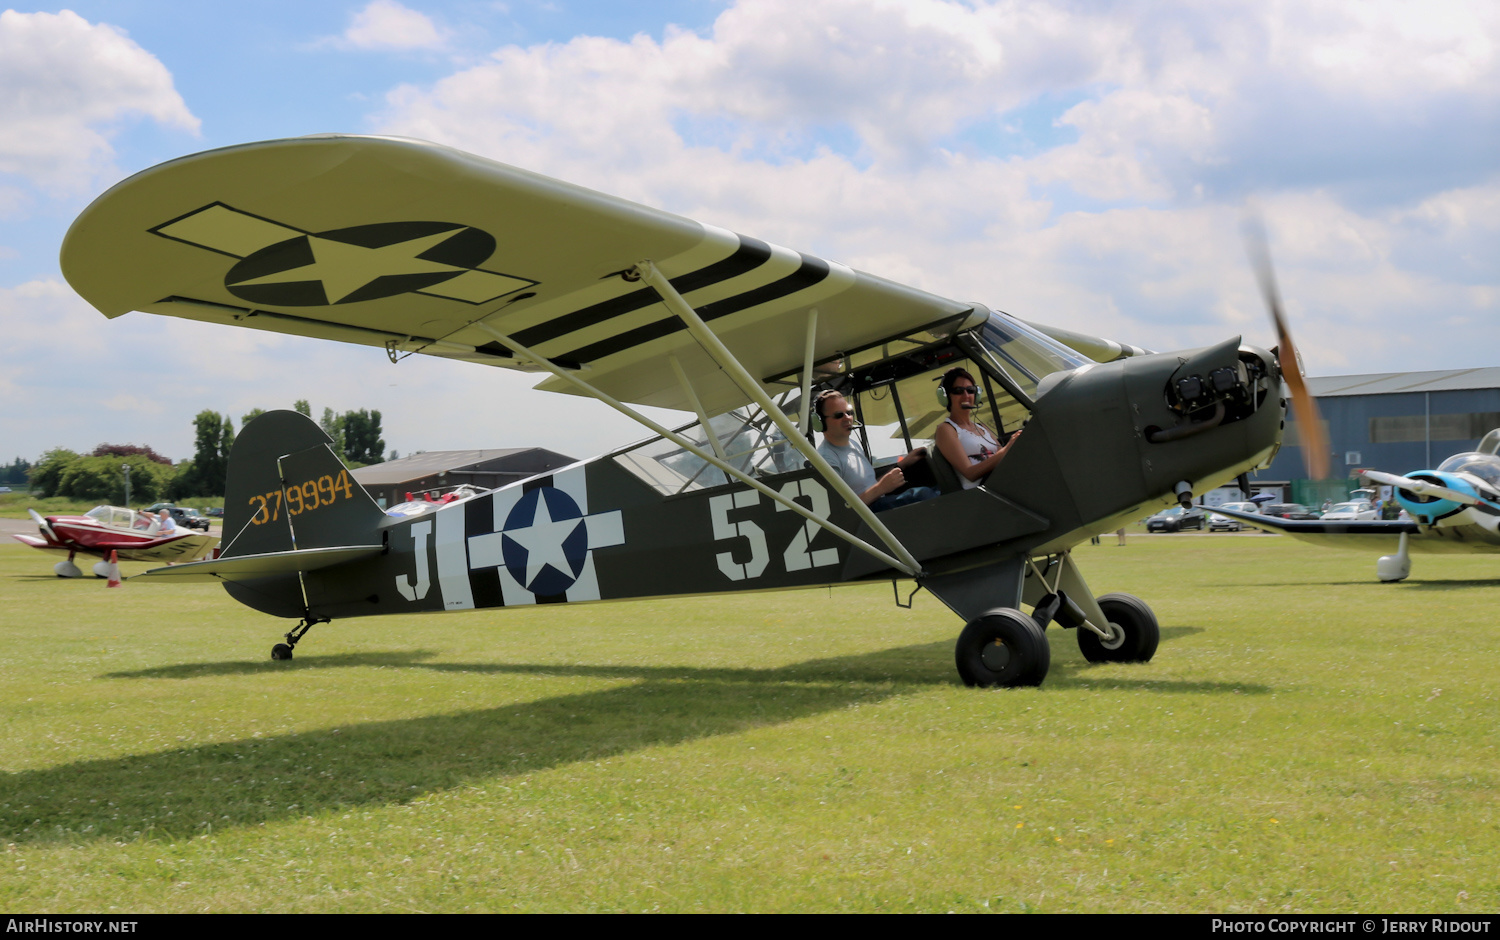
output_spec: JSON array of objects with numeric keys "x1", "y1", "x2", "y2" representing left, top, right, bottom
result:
[{"x1": 1, "y1": 0, "x2": 1496, "y2": 464}]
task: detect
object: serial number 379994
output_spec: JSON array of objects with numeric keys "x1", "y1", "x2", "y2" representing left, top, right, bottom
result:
[{"x1": 248, "y1": 470, "x2": 356, "y2": 525}]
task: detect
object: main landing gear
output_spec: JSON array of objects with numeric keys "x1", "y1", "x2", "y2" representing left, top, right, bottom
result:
[
  {"x1": 931, "y1": 552, "x2": 1161, "y2": 689},
  {"x1": 54, "y1": 552, "x2": 83, "y2": 579},
  {"x1": 271, "y1": 615, "x2": 329, "y2": 660}
]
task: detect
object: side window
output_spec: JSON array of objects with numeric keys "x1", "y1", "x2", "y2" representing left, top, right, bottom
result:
[{"x1": 852, "y1": 355, "x2": 1028, "y2": 465}]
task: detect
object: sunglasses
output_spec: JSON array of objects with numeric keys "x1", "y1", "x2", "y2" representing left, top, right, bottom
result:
[
  {"x1": 825, "y1": 409, "x2": 856, "y2": 420},
  {"x1": 950, "y1": 386, "x2": 977, "y2": 396}
]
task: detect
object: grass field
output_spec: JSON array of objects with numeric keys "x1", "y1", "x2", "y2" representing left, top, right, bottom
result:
[{"x1": 0, "y1": 535, "x2": 1495, "y2": 913}]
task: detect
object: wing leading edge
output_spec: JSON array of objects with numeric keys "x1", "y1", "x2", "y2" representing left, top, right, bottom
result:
[{"x1": 63, "y1": 134, "x2": 980, "y2": 416}]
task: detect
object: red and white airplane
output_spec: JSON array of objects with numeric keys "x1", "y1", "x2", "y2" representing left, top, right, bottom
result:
[{"x1": 15, "y1": 506, "x2": 218, "y2": 578}]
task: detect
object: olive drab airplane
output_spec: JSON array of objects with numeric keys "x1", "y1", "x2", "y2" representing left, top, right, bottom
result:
[
  {"x1": 1216, "y1": 429, "x2": 1500, "y2": 582},
  {"x1": 60, "y1": 134, "x2": 1302, "y2": 687}
]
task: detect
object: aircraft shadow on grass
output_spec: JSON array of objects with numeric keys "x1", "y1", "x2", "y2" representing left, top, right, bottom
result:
[{"x1": 9, "y1": 633, "x2": 1256, "y2": 847}]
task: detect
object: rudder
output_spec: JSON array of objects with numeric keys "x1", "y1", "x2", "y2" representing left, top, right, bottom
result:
[
  {"x1": 222, "y1": 410, "x2": 385, "y2": 558},
  {"x1": 220, "y1": 410, "x2": 386, "y2": 619}
]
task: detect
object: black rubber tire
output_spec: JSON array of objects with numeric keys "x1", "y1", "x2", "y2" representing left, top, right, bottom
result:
[
  {"x1": 1077, "y1": 592, "x2": 1160, "y2": 663},
  {"x1": 271, "y1": 643, "x2": 294, "y2": 661},
  {"x1": 955, "y1": 608, "x2": 1051, "y2": 688}
]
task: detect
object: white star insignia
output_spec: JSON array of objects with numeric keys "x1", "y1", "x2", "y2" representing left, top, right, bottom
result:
[
  {"x1": 233, "y1": 230, "x2": 464, "y2": 302},
  {"x1": 502, "y1": 497, "x2": 583, "y2": 589}
]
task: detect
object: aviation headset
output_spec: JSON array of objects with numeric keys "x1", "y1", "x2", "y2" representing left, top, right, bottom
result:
[
  {"x1": 812, "y1": 388, "x2": 848, "y2": 433},
  {"x1": 936, "y1": 367, "x2": 984, "y2": 410}
]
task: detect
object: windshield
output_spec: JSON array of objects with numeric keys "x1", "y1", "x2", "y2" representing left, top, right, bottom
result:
[
  {"x1": 1436, "y1": 452, "x2": 1500, "y2": 489},
  {"x1": 972, "y1": 312, "x2": 1091, "y2": 398}
]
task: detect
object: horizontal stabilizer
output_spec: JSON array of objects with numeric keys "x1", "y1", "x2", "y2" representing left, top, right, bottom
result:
[{"x1": 131, "y1": 545, "x2": 383, "y2": 583}]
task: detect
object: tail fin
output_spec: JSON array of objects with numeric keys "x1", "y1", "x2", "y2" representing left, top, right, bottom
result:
[{"x1": 222, "y1": 410, "x2": 385, "y2": 559}]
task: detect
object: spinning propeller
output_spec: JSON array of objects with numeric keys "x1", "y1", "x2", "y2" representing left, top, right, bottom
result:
[
  {"x1": 28, "y1": 508, "x2": 57, "y2": 544},
  {"x1": 1358, "y1": 470, "x2": 1484, "y2": 507},
  {"x1": 1243, "y1": 214, "x2": 1330, "y2": 481}
]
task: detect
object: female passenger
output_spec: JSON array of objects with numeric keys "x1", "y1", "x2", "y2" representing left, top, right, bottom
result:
[{"x1": 933, "y1": 366, "x2": 1022, "y2": 489}]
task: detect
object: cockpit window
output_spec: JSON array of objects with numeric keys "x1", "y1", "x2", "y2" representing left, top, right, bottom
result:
[
  {"x1": 1436, "y1": 452, "x2": 1500, "y2": 489},
  {"x1": 612, "y1": 395, "x2": 803, "y2": 495}
]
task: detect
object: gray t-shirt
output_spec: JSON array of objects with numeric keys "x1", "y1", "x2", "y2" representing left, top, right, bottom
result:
[{"x1": 817, "y1": 440, "x2": 875, "y2": 495}]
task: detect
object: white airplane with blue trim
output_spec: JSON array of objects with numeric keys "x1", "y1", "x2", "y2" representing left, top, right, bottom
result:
[{"x1": 1217, "y1": 430, "x2": 1500, "y2": 582}]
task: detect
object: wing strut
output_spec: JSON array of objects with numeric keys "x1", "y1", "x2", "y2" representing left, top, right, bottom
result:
[
  {"x1": 669, "y1": 353, "x2": 728, "y2": 461},
  {"x1": 797, "y1": 308, "x2": 818, "y2": 434},
  {"x1": 470, "y1": 315, "x2": 921, "y2": 577},
  {"x1": 632, "y1": 259, "x2": 924, "y2": 577}
]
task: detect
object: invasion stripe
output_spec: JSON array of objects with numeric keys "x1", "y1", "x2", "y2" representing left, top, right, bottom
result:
[
  {"x1": 464, "y1": 494, "x2": 504, "y2": 610},
  {"x1": 512, "y1": 236, "x2": 773, "y2": 348},
  {"x1": 560, "y1": 254, "x2": 831, "y2": 364}
]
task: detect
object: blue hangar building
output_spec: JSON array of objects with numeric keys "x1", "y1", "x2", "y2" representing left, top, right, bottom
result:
[{"x1": 1251, "y1": 367, "x2": 1500, "y2": 502}]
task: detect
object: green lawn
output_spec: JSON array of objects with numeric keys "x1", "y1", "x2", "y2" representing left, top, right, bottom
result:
[{"x1": 0, "y1": 536, "x2": 1495, "y2": 912}]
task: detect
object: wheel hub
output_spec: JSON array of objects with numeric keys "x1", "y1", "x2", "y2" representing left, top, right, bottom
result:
[
  {"x1": 1098, "y1": 621, "x2": 1126, "y2": 650},
  {"x1": 980, "y1": 639, "x2": 1011, "y2": 670}
]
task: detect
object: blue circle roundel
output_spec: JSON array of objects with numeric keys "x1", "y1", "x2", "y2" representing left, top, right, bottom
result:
[{"x1": 500, "y1": 488, "x2": 588, "y2": 596}]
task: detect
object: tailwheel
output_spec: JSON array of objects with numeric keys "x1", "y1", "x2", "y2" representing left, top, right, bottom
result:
[
  {"x1": 954, "y1": 608, "x2": 1051, "y2": 688},
  {"x1": 1077, "y1": 592, "x2": 1160, "y2": 663},
  {"x1": 270, "y1": 615, "x2": 329, "y2": 661}
]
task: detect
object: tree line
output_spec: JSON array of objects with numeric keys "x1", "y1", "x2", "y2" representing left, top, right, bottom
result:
[{"x1": 27, "y1": 404, "x2": 385, "y2": 503}]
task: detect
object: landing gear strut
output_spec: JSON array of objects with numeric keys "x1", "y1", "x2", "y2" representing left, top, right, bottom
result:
[{"x1": 272, "y1": 615, "x2": 329, "y2": 660}]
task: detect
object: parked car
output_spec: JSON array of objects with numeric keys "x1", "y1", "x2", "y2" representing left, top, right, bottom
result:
[
  {"x1": 1259, "y1": 503, "x2": 1321, "y2": 520},
  {"x1": 1209, "y1": 501, "x2": 1259, "y2": 531},
  {"x1": 1146, "y1": 505, "x2": 1206, "y2": 532},
  {"x1": 205, "y1": 507, "x2": 224, "y2": 518},
  {"x1": 1321, "y1": 501, "x2": 1377, "y2": 521},
  {"x1": 168, "y1": 506, "x2": 212, "y2": 531},
  {"x1": 144, "y1": 501, "x2": 176, "y2": 513}
]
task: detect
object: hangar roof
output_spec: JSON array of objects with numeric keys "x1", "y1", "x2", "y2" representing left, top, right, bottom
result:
[
  {"x1": 1307, "y1": 367, "x2": 1500, "y2": 398},
  {"x1": 351, "y1": 448, "x2": 573, "y2": 486}
]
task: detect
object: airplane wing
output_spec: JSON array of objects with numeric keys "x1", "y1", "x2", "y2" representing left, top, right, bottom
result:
[
  {"x1": 12, "y1": 534, "x2": 71, "y2": 555},
  {"x1": 1022, "y1": 321, "x2": 1152, "y2": 362},
  {"x1": 62, "y1": 135, "x2": 982, "y2": 416},
  {"x1": 1215, "y1": 507, "x2": 1417, "y2": 551}
]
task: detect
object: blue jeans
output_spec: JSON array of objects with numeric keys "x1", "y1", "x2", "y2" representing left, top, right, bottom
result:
[{"x1": 871, "y1": 486, "x2": 940, "y2": 513}]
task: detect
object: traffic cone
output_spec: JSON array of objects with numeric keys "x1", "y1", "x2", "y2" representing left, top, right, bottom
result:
[{"x1": 105, "y1": 551, "x2": 122, "y2": 588}]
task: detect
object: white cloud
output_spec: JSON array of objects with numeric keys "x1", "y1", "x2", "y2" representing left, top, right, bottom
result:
[
  {"x1": 334, "y1": 1, "x2": 448, "y2": 51},
  {"x1": 0, "y1": 279, "x2": 674, "y2": 464},
  {"x1": 16, "y1": 0, "x2": 1496, "y2": 463},
  {"x1": 0, "y1": 10, "x2": 198, "y2": 195},
  {"x1": 359, "y1": 0, "x2": 1497, "y2": 380}
]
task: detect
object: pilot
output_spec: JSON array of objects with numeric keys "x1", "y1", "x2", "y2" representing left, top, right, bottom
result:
[
  {"x1": 813, "y1": 389, "x2": 937, "y2": 512},
  {"x1": 156, "y1": 509, "x2": 176, "y2": 536},
  {"x1": 933, "y1": 367, "x2": 1022, "y2": 489}
]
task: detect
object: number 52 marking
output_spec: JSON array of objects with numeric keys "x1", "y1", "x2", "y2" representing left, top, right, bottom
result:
[{"x1": 709, "y1": 479, "x2": 839, "y2": 582}]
